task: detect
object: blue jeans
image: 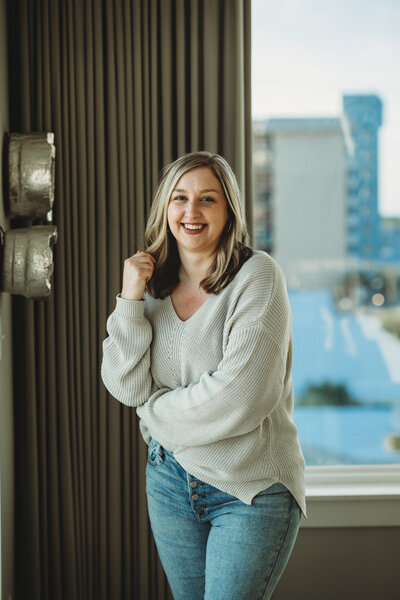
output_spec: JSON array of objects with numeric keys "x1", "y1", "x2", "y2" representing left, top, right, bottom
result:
[{"x1": 146, "y1": 439, "x2": 301, "y2": 600}]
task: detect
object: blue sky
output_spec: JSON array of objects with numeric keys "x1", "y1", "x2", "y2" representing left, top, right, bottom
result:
[{"x1": 252, "y1": 0, "x2": 400, "y2": 216}]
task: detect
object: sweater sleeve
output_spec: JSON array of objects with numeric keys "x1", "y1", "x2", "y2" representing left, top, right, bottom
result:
[
  {"x1": 101, "y1": 296, "x2": 153, "y2": 406},
  {"x1": 136, "y1": 262, "x2": 293, "y2": 448},
  {"x1": 136, "y1": 322, "x2": 291, "y2": 448}
]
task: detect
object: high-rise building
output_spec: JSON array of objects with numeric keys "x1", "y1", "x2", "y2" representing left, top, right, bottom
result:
[
  {"x1": 342, "y1": 95, "x2": 383, "y2": 262},
  {"x1": 254, "y1": 117, "x2": 349, "y2": 287}
]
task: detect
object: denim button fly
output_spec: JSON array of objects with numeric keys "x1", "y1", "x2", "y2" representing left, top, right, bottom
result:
[{"x1": 146, "y1": 439, "x2": 302, "y2": 599}]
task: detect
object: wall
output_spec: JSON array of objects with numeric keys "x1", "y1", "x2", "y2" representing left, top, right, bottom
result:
[
  {"x1": 273, "y1": 525, "x2": 400, "y2": 600},
  {"x1": 0, "y1": 0, "x2": 14, "y2": 597}
]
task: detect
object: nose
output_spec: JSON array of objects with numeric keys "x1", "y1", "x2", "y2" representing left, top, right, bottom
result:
[{"x1": 184, "y1": 198, "x2": 201, "y2": 219}]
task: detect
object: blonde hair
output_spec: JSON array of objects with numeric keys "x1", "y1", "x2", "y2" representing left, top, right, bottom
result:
[{"x1": 145, "y1": 151, "x2": 252, "y2": 298}]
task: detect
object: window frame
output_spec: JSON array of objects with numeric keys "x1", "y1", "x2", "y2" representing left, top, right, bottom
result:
[{"x1": 301, "y1": 464, "x2": 400, "y2": 528}]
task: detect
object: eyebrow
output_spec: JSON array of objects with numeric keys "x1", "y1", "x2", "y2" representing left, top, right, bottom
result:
[{"x1": 173, "y1": 188, "x2": 220, "y2": 193}]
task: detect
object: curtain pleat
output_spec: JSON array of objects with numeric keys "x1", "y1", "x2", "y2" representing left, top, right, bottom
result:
[{"x1": 8, "y1": 0, "x2": 252, "y2": 598}]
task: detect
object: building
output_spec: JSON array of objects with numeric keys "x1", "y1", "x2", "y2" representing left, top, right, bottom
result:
[
  {"x1": 253, "y1": 94, "x2": 399, "y2": 291},
  {"x1": 253, "y1": 120, "x2": 274, "y2": 252},
  {"x1": 254, "y1": 117, "x2": 349, "y2": 287},
  {"x1": 342, "y1": 95, "x2": 383, "y2": 263},
  {"x1": 380, "y1": 217, "x2": 400, "y2": 263}
]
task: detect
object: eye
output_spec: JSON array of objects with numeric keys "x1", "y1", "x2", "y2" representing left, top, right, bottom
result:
[
  {"x1": 201, "y1": 197, "x2": 215, "y2": 203},
  {"x1": 173, "y1": 195, "x2": 187, "y2": 202}
]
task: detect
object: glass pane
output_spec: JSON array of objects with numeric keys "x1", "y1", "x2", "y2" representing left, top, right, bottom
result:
[{"x1": 252, "y1": 0, "x2": 400, "y2": 466}]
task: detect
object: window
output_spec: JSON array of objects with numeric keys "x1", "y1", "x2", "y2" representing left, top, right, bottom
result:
[
  {"x1": 347, "y1": 213, "x2": 359, "y2": 226},
  {"x1": 360, "y1": 149, "x2": 373, "y2": 162},
  {"x1": 360, "y1": 187, "x2": 372, "y2": 199},
  {"x1": 362, "y1": 205, "x2": 373, "y2": 217},
  {"x1": 252, "y1": 0, "x2": 400, "y2": 479},
  {"x1": 361, "y1": 131, "x2": 373, "y2": 144},
  {"x1": 362, "y1": 169, "x2": 372, "y2": 181}
]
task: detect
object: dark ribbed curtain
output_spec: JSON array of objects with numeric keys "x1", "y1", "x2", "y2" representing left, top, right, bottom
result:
[{"x1": 7, "y1": 1, "x2": 252, "y2": 598}]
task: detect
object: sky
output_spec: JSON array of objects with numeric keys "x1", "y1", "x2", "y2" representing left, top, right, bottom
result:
[{"x1": 252, "y1": 0, "x2": 400, "y2": 216}]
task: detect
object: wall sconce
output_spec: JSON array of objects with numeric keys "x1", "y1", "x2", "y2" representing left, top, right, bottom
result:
[
  {"x1": 1, "y1": 226, "x2": 58, "y2": 298},
  {"x1": 8, "y1": 132, "x2": 55, "y2": 221},
  {"x1": 1, "y1": 132, "x2": 57, "y2": 299}
]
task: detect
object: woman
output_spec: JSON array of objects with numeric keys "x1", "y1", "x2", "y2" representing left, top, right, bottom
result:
[{"x1": 102, "y1": 151, "x2": 306, "y2": 600}]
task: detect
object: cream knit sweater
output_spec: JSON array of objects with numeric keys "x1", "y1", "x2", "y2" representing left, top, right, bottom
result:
[{"x1": 101, "y1": 251, "x2": 306, "y2": 516}]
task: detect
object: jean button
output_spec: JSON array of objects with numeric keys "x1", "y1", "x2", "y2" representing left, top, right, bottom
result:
[
  {"x1": 191, "y1": 494, "x2": 199, "y2": 502},
  {"x1": 189, "y1": 481, "x2": 198, "y2": 488},
  {"x1": 194, "y1": 506, "x2": 201, "y2": 512}
]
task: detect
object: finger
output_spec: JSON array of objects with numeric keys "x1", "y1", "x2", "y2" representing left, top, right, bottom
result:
[
  {"x1": 127, "y1": 253, "x2": 152, "y2": 264},
  {"x1": 133, "y1": 257, "x2": 155, "y2": 269},
  {"x1": 136, "y1": 250, "x2": 156, "y2": 263}
]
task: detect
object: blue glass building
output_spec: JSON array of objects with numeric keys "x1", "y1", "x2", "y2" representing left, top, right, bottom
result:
[
  {"x1": 342, "y1": 95, "x2": 383, "y2": 263},
  {"x1": 380, "y1": 217, "x2": 400, "y2": 263}
]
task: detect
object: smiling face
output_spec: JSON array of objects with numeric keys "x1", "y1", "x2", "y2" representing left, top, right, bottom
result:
[{"x1": 167, "y1": 166, "x2": 229, "y2": 256}]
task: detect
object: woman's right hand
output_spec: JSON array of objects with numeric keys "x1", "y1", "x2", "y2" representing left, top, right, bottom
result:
[{"x1": 121, "y1": 250, "x2": 156, "y2": 300}]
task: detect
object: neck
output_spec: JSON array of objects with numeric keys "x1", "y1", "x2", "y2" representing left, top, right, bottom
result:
[{"x1": 177, "y1": 249, "x2": 216, "y2": 289}]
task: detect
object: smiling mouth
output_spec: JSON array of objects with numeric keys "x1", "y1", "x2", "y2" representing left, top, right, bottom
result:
[{"x1": 181, "y1": 223, "x2": 207, "y2": 231}]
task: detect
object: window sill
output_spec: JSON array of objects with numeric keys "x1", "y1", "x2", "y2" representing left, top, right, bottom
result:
[{"x1": 301, "y1": 464, "x2": 400, "y2": 528}]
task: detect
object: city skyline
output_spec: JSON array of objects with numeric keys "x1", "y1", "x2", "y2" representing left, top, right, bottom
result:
[{"x1": 252, "y1": 0, "x2": 400, "y2": 217}]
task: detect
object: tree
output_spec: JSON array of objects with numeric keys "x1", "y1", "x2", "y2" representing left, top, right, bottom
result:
[{"x1": 296, "y1": 381, "x2": 359, "y2": 406}]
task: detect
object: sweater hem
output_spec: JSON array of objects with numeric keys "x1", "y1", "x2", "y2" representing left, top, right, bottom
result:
[{"x1": 172, "y1": 451, "x2": 307, "y2": 517}]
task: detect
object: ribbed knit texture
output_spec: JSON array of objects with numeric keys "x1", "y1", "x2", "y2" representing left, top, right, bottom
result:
[{"x1": 102, "y1": 251, "x2": 306, "y2": 515}]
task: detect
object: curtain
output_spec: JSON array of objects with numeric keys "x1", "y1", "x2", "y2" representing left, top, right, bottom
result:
[{"x1": 7, "y1": 0, "x2": 252, "y2": 598}]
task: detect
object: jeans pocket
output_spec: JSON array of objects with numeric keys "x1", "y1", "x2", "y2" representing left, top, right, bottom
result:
[{"x1": 147, "y1": 439, "x2": 164, "y2": 466}]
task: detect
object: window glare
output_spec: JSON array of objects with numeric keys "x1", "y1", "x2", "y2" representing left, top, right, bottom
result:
[{"x1": 252, "y1": 0, "x2": 400, "y2": 467}]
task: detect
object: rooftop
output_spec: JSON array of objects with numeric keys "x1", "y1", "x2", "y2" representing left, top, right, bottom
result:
[{"x1": 266, "y1": 117, "x2": 342, "y2": 132}]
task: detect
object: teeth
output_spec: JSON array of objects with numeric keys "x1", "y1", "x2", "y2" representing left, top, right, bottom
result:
[{"x1": 183, "y1": 224, "x2": 204, "y2": 230}]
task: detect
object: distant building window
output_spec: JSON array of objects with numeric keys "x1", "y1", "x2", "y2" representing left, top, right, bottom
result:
[
  {"x1": 360, "y1": 131, "x2": 373, "y2": 144},
  {"x1": 347, "y1": 215, "x2": 359, "y2": 228},
  {"x1": 347, "y1": 244, "x2": 359, "y2": 253},
  {"x1": 362, "y1": 205, "x2": 373, "y2": 216},
  {"x1": 360, "y1": 149, "x2": 372, "y2": 162},
  {"x1": 363, "y1": 225, "x2": 372, "y2": 236},
  {"x1": 348, "y1": 194, "x2": 359, "y2": 208},
  {"x1": 360, "y1": 187, "x2": 371, "y2": 199},
  {"x1": 347, "y1": 176, "x2": 358, "y2": 192}
]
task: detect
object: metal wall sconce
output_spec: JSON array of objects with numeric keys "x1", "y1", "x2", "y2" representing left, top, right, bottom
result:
[
  {"x1": 1, "y1": 132, "x2": 58, "y2": 299},
  {"x1": 1, "y1": 226, "x2": 58, "y2": 299}
]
